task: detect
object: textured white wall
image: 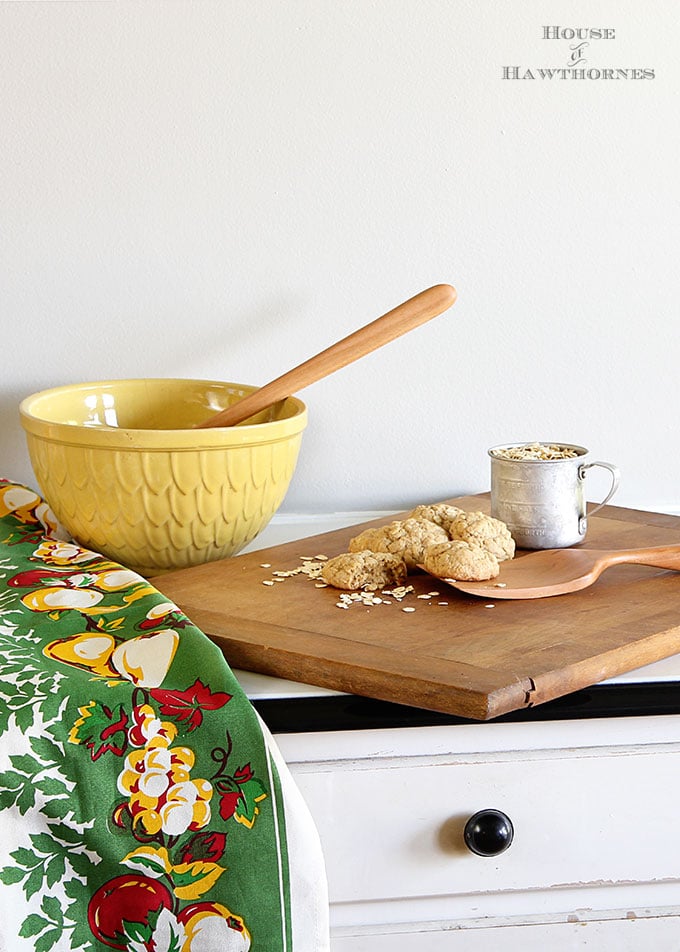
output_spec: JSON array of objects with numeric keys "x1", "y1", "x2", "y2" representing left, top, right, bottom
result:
[{"x1": 2, "y1": 1, "x2": 678, "y2": 512}]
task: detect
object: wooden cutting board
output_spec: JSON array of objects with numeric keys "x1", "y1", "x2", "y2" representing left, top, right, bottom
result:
[{"x1": 152, "y1": 497, "x2": 680, "y2": 720}]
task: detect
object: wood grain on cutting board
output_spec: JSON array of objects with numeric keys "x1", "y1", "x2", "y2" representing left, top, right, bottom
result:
[{"x1": 152, "y1": 497, "x2": 680, "y2": 720}]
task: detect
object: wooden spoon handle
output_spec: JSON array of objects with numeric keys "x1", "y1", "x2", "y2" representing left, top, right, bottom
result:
[
  {"x1": 197, "y1": 283, "x2": 457, "y2": 428},
  {"x1": 605, "y1": 545, "x2": 680, "y2": 572}
]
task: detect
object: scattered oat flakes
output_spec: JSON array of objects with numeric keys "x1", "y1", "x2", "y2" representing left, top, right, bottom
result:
[
  {"x1": 263, "y1": 548, "x2": 449, "y2": 616},
  {"x1": 381, "y1": 584, "x2": 415, "y2": 603},
  {"x1": 494, "y1": 582, "x2": 507, "y2": 588},
  {"x1": 484, "y1": 604, "x2": 495, "y2": 609},
  {"x1": 260, "y1": 563, "x2": 271, "y2": 568}
]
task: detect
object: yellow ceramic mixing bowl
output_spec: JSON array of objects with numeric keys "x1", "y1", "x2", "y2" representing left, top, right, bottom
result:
[{"x1": 20, "y1": 379, "x2": 307, "y2": 576}]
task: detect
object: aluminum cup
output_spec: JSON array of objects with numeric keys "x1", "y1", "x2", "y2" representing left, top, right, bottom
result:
[{"x1": 489, "y1": 443, "x2": 620, "y2": 549}]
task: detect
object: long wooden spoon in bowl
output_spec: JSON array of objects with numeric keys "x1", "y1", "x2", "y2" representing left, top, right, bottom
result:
[
  {"x1": 196, "y1": 283, "x2": 456, "y2": 429},
  {"x1": 425, "y1": 545, "x2": 680, "y2": 600}
]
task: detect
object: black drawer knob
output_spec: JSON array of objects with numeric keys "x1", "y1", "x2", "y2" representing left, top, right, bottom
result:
[{"x1": 464, "y1": 809, "x2": 514, "y2": 856}]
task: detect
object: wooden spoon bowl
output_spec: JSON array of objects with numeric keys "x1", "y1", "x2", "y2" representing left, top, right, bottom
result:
[{"x1": 423, "y1": 545, "x2": 680, "y2": 599}]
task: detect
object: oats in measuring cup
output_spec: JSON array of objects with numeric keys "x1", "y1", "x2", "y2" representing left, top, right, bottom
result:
[{"x1": 490, "y1": 442, "x2": 579, "y2": 461}]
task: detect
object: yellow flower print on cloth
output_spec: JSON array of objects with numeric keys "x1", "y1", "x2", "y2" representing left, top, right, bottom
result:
[
  {"x1": 117, "y1": 732, "x2": 213, "y2": 837},
  {"x1": 0, "y1": 484, "x2": 45, "y2": 524},
  {"x1": 129, "y1": 702, "x2": 178, "y2": 748},
  {"x1": 32, "y1": 538, "x2": 105, "y2": 566},
  {"x1": 45, "y1": 629, "x2": 179, "y2": 687},
  {"x1": 0, "y1": 479, "x2": 67, "y2": 543},
  {"x1": 19, "y1": 568, "x2": 153, "y2": 621},
  {"x1": 12, "y1": 535, "x2": 156, "y2": 626},
  {"x1": 111, "y1": 700, "x2": 213, "y2": 841}
]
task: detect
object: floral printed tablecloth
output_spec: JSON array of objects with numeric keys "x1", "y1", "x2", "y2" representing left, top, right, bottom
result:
[{"x1": 0, "y1": 480, "x2": 329, "y2": 952}]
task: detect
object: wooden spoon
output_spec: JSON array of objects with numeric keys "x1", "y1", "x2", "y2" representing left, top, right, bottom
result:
[
  {"x1": 424, "y1": 545, "x2": 680, "y2": 600},
  {"x1": 196, "y1": 284, "x2": 456, "y2": 428}
]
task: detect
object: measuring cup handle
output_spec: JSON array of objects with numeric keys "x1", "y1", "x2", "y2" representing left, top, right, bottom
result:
[{"x1": 578, "y1": 461, "x2": 621, "y2": 516}]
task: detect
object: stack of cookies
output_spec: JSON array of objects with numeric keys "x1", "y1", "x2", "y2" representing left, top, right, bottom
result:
[{"x1": 322, "y1": 503, "x2": 515, "y2": 591}]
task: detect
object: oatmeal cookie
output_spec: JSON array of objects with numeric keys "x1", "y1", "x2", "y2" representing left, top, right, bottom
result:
[
  {"x1": 405, "y1": 503, "x2": 464, "y2": 536},
  {"x1": 422, "y1": 540, "x2": 500, "y2": 582},
  {"x1": 449, "y1": 510, "x2": 515, "y2": 562},
  {"x1": 348, "y1": 518, "x2": 448, "y2": 570},
  {"x1": 321, "y1": 550, "x2": 408, "y2": 591}
]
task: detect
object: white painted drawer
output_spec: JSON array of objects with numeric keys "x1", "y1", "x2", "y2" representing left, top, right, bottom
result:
[
  {"x1": 330, "y1": 915, "x2": 680, "y2": 951},
  {"x1": 291, "y1": 744, "x2": 680, "y2": 904}
]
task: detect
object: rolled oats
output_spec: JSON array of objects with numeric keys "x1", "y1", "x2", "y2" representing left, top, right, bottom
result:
[{"x1": 490, "y1": 442, "x2": 579, "y2": 461}]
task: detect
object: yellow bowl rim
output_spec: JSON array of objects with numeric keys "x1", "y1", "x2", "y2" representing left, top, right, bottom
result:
[{"x1": 19, "y1": 378, "x2": 307, "y2": 449}]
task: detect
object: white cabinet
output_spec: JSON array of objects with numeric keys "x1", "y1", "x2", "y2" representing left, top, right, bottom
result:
[
  {"x1": 241, "y1": 514, "x2": 680, "y2": 948},
  {"x1": 277, "y1": 715, "x2": 680, "y2": 949}
]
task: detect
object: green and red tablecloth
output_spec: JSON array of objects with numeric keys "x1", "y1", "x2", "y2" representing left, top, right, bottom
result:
[{"x1": 0, "y1": 479, "x2": 329, "y2": 951}]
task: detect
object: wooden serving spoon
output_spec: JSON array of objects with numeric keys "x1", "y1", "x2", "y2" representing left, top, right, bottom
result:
[
  {"x1": 425, "y1": 545, "x2": 680, "y2": 600},
  {"x1": 196, "y1": 283, "x2": 456, "y2": 428}
]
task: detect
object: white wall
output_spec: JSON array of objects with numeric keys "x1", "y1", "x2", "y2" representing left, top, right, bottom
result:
[{"x1": 2, "y1": 1, "x2": 678, "y2": 513}]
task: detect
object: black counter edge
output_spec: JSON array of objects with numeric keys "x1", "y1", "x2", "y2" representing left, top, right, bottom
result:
[{"x1": 252, "y1": 681, "x2": 680, "y2": 734}]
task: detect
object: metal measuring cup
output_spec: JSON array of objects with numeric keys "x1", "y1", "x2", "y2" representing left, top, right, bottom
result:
[{"x1": 489, "y1": 442, "x2": 620, "y2": 549}]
